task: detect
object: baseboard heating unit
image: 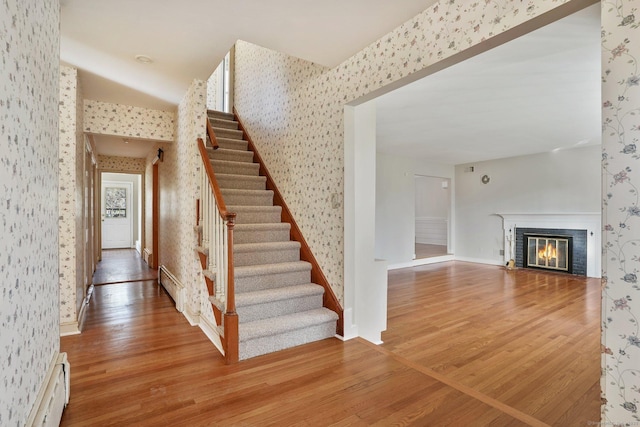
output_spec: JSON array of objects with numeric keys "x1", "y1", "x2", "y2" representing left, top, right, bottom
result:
[{"x1": 27, "y1": 352, "x2": 70, "y2": 427}]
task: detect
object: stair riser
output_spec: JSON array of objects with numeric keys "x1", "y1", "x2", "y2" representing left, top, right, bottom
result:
[
  {"x1": 234, "y1": 247, "x2": 300, "y2": 267},
  {"x1": 223, "y1": 192, "x2": 273, "y2": 206},
  {"x1": 239, "y1": 321, "x2": 336, "y2": 360},
  {"x1": 216, "y1": 138, "x2": 248, "y2": 151},
  {"x1": 213, "y1": 128, "x2": 244, "y2": 140},
  {"x1": 237, "y1": 294, "x2": 323, "y2": 324},
  {"x1": 209, "y1": 151, "x2": 254, "y2": 163},
  {"x1": 210, "y1": 119, "x2": 239, "y2": 130},
  {"x1": 234, "y1": 228, "x2": 290, "y2": 243},
  {"x1": 211, "y1": 161, "x2": 260, "y2": 176},
  {"x1": 236, "y1": 270, "x2": 311, "y2": 292},
  {"x1": 216, "y1": 177, "x2": 266, "y2": 191}
]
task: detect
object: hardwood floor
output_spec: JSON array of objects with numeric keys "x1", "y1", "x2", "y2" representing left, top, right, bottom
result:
[
  {"x1": 415, "y1": 243, "x2": 449, "y2": 259},
  {"x1": 60, "y1": 260, "x2": 601, "y2": 426},
  {"x1": 93, "y1": 249, "x2": 157, "y2": 285}
]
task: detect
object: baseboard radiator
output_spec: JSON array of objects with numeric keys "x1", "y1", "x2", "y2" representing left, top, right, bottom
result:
[
  {"x1": 158, "y1": 265, "x2": 185, "y2": 313},
  {"x1": 28, "y1": 353, "x2": 70, "y2": 427}
]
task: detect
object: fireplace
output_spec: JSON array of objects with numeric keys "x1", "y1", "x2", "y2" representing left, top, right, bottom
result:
[
  {"x1": 498, "y1": 213, "x2": 600, "y2": 278},
  {"x1": 524, "y1": 233, "x2": 573, "y2": 274},
  {"x1": 515, "y1": 227, "x2": 586, "y2": 276}
]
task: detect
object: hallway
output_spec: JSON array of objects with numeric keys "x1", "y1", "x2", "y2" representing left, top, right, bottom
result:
[{"x1": 60, "y1": 254, "x2": 600, "y2": 426}]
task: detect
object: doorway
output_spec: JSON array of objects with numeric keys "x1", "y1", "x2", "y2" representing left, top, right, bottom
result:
[
  {"x1": 101, "y1": 173, "x2": 142, "y2": 252},
  {"x1": 414, "y1": 175, "x2": 451, "y2": 259}
]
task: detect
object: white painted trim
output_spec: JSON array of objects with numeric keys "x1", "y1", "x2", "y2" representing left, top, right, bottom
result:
[
  {"x1": 59, "y1": 322, "x2": 80, "y2": 336},
  {"x1": 183, "y1": 307, "x2": 200, "y2": 326},
  {"x1": 388, "y1": 254, "x2": 455, "y2": 270},
  {"x1": 25, "y1": 352, "x2": 70, "y2": 427},
  {"x1": 454, "y1": 256, "x2": 504, "y2": 266},
  {"x1": 199, "y1": 314, "x2": 225, "y2": 355}
]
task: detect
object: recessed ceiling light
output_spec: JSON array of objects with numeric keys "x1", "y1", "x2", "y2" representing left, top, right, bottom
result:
[{"x1": 135, "y1": 55, "x2": 153, "y2": 64}]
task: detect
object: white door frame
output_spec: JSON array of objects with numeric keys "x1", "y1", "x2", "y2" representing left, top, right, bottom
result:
[{"x1": 101, "y1": 180, "x2": 134, "y2": 249}]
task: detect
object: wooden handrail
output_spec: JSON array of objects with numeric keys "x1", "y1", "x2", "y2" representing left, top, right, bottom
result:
[
  {"x1": 233, "y1": 108, "x2": 344, "y2": 336},
  {"x1": 206, "y1": 119, "x2": 220, "y2": 150}
]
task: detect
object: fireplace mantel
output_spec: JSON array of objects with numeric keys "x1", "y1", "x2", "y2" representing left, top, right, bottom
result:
[{"x1": 496, "y1": 212, "x2": 601, "y2": 278}]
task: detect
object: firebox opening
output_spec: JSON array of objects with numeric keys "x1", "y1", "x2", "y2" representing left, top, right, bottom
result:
[{"x1": 524, "y1": 233, "x2": 573, "y2": 274}]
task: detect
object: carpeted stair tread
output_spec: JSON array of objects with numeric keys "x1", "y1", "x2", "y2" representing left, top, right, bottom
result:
[
  {"x1": 234, "y1": 222, "x2": 291, "y2": 243},
  {"x1": 235, "y1": 260, "x2": 311, "y2": 278},
  {"x1": 210, "y1": 159, "x2": 260, "y2": 176},
  {"x1": 207, "y1": 147, "x2": 254, "y2": 163},
  {"x1": 211, "y1": 127, "x2": 243, "y2": 140},
  {"x1": 216, "y1": 174, "x2": 266, "y2": 190},
  {"x1": 233, "y1": 283, "x2": 323, "y2": 308},
  {"x1": 239, "y1": 308, "x2": 338, "y2": 342},
  {"x1": 234, "y1": 241, "x2": 301, "y2": 266},
  {"x1": 227, "y1": 205, "x2": 282, "y2": 224},
  {"x1": 207, "y1": 110, "x2": 234, "y2": 121},
  {"x1": 221, "y1": 188, "x2": 274, "y2": 206},
  {"x1": 210, "y1": 117, "x2": 239, "y2": 130},
  {"x1": 215, "y1": 137, "x2": 248, "y2": 151},
  {"x1": 234, "y1": 240, "x2": 301, "y2": 254}
]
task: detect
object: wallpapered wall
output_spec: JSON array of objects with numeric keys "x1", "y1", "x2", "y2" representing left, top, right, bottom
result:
[
  {"x1": 601, "y1": 1, "x2": 640, "y2": 422},
  {"x1": 158, "y1": 79, "x2": 209, "y2": 323},
  {"x1": 234, "y1": 0, "x2": 638, "y2": 422},
  {"x1": 0, "y1": 0, "x2": 60, "y2": 424},
  {"x1": 98, "y1": 155, "x2": 146, "y2": 172},
  {"x1": 58, "y1": 65, "x2": 89, "y2": 330},
  {"x1": 84, "y1": 100, "x2": 175, "y2": 141}
]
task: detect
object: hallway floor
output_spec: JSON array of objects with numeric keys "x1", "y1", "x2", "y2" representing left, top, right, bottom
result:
[{"x1": 92, "y1": 249, "x2": 157, "y2": 285}]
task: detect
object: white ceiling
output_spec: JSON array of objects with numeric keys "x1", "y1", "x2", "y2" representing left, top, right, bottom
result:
[
  {"x1": 375, "y1": 4, "x2": 601, "y2": 165},
  {"x1": 60, "y1": 0, "x2": 439, "y2": 158},
  {"x1": 60, "y1": 0, "x2": 439, "y2": 109},
  {"x1": 61, "y1": 1, "x2": 600, "y2": 163}
]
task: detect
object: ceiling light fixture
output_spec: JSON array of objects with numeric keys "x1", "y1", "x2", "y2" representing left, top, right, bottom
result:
[{"x1": 135, "y1": 54, "x2": 153, "y2": 64}]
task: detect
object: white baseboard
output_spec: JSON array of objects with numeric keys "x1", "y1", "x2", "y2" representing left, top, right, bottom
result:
[
  {"x1": 26, "y1": 352, "x2": 70, "y2": 427},
  {"x1": 388, "y1": 254, "x2": 455, "y2": 270},
  {"x1": 183, "y1": 307, "x2": 200, "y2": 326},
  {"x1": 454, "y1": 256, "x2": 504, "y2": 266},
  {"x1": 199, "y1": 314, "x2": 225, "y2": 355},
  {"x1": 59, "y1": 322, "x2": 80, "y2": 336}
]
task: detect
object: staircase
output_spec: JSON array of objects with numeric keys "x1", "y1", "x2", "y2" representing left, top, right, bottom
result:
[{"x1": 200, "y1": 110, "x2": 339, "y2": 361}]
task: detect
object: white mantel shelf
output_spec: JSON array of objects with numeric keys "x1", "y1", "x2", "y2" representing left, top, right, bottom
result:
[{"x1": 496, "y1": 212, "x2": 601, "y2": 278}]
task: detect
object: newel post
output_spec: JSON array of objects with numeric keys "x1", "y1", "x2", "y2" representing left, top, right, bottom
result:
[{"x1": 224, "y1": 212, "x2": 239, "y2": 363}]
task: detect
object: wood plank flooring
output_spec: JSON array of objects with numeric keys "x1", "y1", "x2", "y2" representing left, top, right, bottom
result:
[
  {"x1": 415, "y1": 243, "x2": 449, "y2": 259},
  {"x1": 60, "y1": 260, "x2": 601, "y2": 426},
  {"x1": 92, "y1": 249, "x2": 157, "y2": 285}
]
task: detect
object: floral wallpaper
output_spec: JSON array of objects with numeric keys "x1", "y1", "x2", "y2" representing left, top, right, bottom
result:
[
  {"x1": 0, "y1": 0, "x2": 60, "y2": 425},
  {"x1": 234, "y1": 0, "x2": 639, "y2": 422},
  {"x1": 58, "y1": 65, "x2": 87, "y2": 330},
  {"x1": 157, "y1": 79, "x2": 208, "y2": 323},
  {"x1": 601, "y1": 0, "x2": 640, "y2": 423},
  {"x1": 98, "y1": 154, "x2": 146, "y2": 172},
  {"x1": 84, "y1": 100, "x2": 175, "y2": 141}
]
